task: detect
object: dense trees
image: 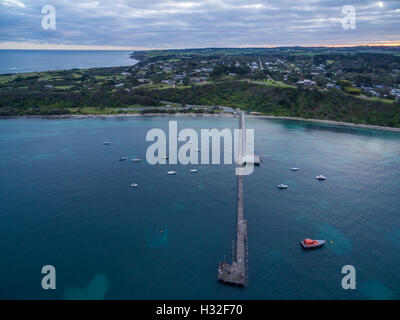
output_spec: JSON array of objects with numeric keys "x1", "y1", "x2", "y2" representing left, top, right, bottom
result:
[
  {"x1": 0, "y1": 88, "x2": 160, "y2": 116},
  {"x1": 137, "y1": 81, "x2": 400, "y2": 127}
]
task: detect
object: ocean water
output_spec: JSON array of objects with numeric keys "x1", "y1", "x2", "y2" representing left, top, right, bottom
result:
[
  {"x1": 0, "y1": 116, "x2": 399, "y2": 300},
  {"x1": 0, "y1": 50, "x2": 137, "y2": 74}
]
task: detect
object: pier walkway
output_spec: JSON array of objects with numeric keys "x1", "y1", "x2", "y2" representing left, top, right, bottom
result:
[{"x1": 218, "y1": 113, "x2": 248, "y2": 287}]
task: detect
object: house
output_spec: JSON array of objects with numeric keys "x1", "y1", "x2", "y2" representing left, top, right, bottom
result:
[
  {"x1": 161, "y1": 80, "x2": 175, "y2": 85},
  {"x1": 361, "y1": 86, "x2": 374, "y2": 91},
  {"x1": 190, "y1": 77, "x2": 207, "y2": 85},
  {"x1": 297, "y1": 79, "x2": 316, "y2": 86}
]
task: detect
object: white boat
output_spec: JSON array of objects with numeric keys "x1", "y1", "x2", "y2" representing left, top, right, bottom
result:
[
  {"x1": 190, "y1": 169, "x2": 198, "y2": 173},
  {"x1": 161, "y1": 156, "x2": 169, "y2": 159},
  {"x1": 104, "y1": 142, "x2": 111, "y2": 145},
  {"x1": 291, "y1": 168, "x2": 300, "y2": 171},
  {"x1": 277, "y1": 184, "x2": 288, "y2": 189},
  {"x1": 131, "y1": 158, "x2": 142, "y2": 162},
  {"x1": 316, "y1": 175, "x2": 326, "y2": 180},
  {"x1": 130, "y1": 183, "x2": 138, "y2": 188},
  {"x1": 167, "y1": 171, "x2": 176, "y2": 175},
  {"x1": 195, "y1": 149, "x2": 200, "y2": 152}
]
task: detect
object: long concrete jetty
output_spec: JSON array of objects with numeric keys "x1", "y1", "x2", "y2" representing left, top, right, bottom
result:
[{"x1": 218, "y1": 113, "x2": 248, "y2": 287}]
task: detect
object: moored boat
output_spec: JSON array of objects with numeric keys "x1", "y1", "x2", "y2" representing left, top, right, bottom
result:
[
  {"x1": 300, "y1": 239, "x2": 325, "y2": 249},
  {"x1": 167, "y1": 171, "x2": 176, "y2": 175}
]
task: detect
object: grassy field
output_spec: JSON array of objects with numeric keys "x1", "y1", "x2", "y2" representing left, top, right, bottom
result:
[
  {"x1": 355, "y1": 95, "x2": 396, "y2": 104},
  {"x1": 0, "y1": 75, "x2": 14, "y2": 83},
  {"x1": 66, "y1": 106, "x2": 151, "y2": 115},
  {"x1": 55, "y1": 85, "x2": 73, "y2": 90},
  {"x1": 140, "y1": 83, "x2": 191, "y2": 90},
  {"x1": 245, "y1": 79, "x2": 296, "y2": 88}
]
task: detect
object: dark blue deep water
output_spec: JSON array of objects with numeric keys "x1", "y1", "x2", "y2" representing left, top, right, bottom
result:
[
  {"x1": 0, "y1": 50, "x2": 137, "y2": 74},
  {"x1": 0, "y1": 116, "x2": 399, "y2": 300}
]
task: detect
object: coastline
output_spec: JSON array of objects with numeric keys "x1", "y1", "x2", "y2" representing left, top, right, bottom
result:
[
  {"x1": 251, "y1": 115, "x2": 400, "y2": 133},
  {"x1": 2, "y1": 112, "x2": 400, "y2": 133}
]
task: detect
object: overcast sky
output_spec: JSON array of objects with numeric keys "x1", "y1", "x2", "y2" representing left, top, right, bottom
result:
[{"x1": 0, "y1": 0, "x2": 399, "y2": 49}]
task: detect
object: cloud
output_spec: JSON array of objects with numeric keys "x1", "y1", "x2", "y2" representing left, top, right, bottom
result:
[
  {"x1": 0, "y1": 0, "x2": 399, "y2": 49},
  {"x1": 1, "y1": 0, "x2": 25, "y2": 8}
]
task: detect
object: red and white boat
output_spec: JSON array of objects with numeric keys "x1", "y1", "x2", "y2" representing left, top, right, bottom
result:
[{"x1": 300, "y1": 239, "x2": 326, "y2": 249}]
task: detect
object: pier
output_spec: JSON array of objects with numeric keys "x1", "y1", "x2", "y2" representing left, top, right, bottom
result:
[{"x1": 218, "y1": 113, "x2": 248, "y2": 287}]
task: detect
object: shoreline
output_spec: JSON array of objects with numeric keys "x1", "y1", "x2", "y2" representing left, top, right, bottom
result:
[
  {"x1": 250, "y1": 115, "x2": 400, "y2": 133},
  {"x1": 1, "y1": 113, "x2": 400, "y2": 133}
]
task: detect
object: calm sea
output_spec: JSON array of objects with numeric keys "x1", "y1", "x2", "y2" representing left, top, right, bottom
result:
[
  {"x1": 0, "y1": 50, "x2": 137, "y2": 74},
  {"x1": 0, "y1": 116, "x2": 399, "y2": 300}
]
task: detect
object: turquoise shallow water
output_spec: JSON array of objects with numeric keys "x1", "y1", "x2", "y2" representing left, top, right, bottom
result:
[{"x1": 0, "y1": 116, "x2": 399, "y2": 299}]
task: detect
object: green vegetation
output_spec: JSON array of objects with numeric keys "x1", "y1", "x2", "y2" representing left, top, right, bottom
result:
[
  {"x1": 246, "y1": 79, "x2": 295, "y2": 88},
  {"x1": 1, "y1": 46, "x2": 399, "y2": 128},
  {"x1": 137, "y1": 81, "x2": 400, "y2": 127}
]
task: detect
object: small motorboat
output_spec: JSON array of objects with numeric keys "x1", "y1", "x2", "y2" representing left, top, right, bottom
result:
[
  {"x1": 316, "y1": 175, "x2": 326, "y2": 180},
  {"x1": 190, "y1": 169, "x2": 198, "y2": 173},
  {"x1": 119, "y1": 157, "x2": 127, "y2": 161},
  {"x1": 300, "y1": 239, "x2": 326, "y2": 249},
  {"x1": 130, "y1": 183, "x2": 138, "y2": 188},
  {"x1": 167, "y1": 171, "x2": 176, "y2": 175},
  {"x1": 104, "y1": 141, "x2": 111, "y2": 145},
  {"x1": 195, "y1": 148, "x2": 200, "y2": 152},
  {"x1": 291, "y1": 168, "x2": 300, "y2": 171},
  {"x1": 131, "y1": 158, "x2": 141, "y2": 162},
  {"x1": 161, "y1": 156, "x2": 169, "y2": 159},
  {"x1": 277, "y1": 184, "x2": 288, "y2": 189}
]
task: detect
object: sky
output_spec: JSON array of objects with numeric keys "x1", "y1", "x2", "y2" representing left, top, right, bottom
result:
[{"x1": 0, "y1": 0, "x2": 399, "y2": 50}]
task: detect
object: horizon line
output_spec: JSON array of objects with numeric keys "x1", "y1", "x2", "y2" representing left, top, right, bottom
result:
[{"x1": 0, "y1": 41, "x2": 400, "y2": 51}]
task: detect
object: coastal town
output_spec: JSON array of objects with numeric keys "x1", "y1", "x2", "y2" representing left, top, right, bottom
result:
[
  {"x1": 131, "y1": 47, "x2": 400, "y2": 102},
  {"x1": 0, "y1": 47, "x2": 399, "y2": 127}
]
